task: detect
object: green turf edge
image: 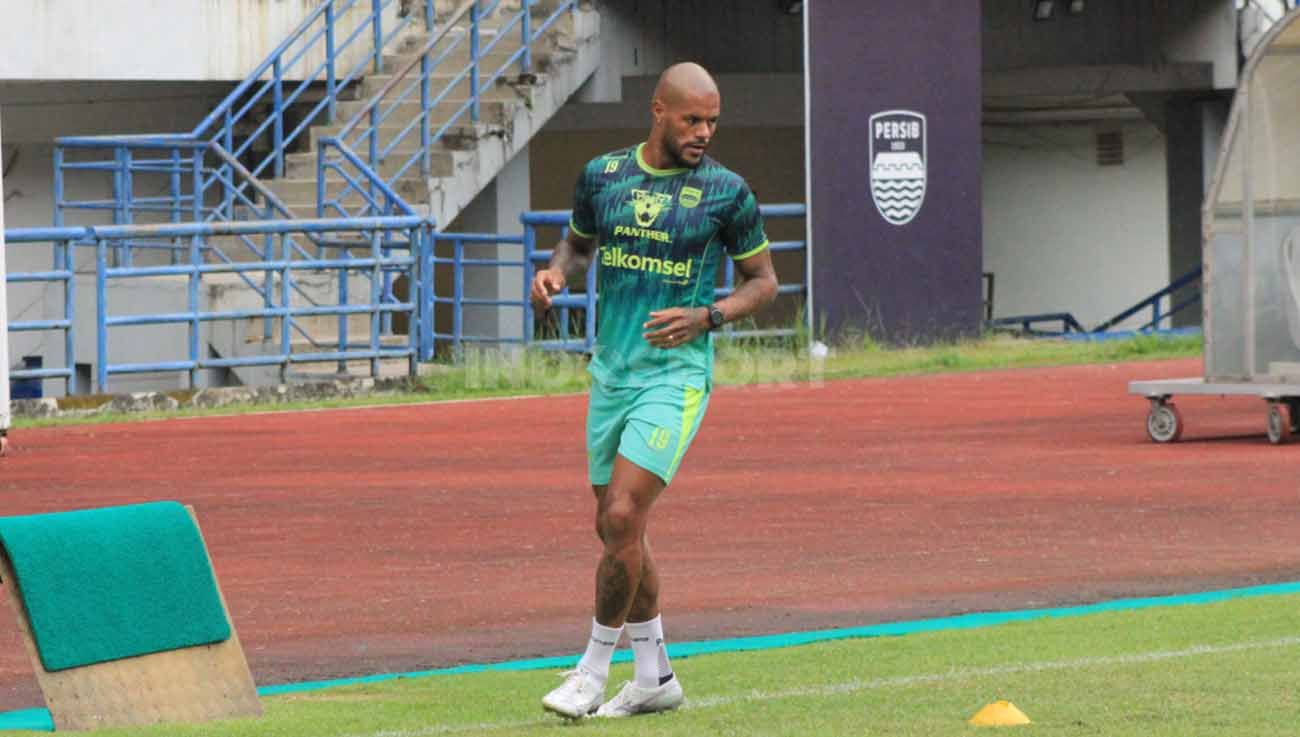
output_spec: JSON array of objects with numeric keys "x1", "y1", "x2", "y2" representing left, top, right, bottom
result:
[{"x1": 1, "y1": 578, "x2": 1295, "y2": 733}]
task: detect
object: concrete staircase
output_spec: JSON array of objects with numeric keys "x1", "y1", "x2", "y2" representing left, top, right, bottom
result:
[{"x1": 207, "y1": 1, "x2": 600, "y2": 382}]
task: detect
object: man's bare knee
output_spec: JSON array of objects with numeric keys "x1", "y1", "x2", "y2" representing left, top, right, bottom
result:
[{"x1": 598, "y1": 498, "x2": 642, "y2": 549}]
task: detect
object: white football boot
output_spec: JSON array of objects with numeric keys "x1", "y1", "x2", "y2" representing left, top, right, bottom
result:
[
  {"x1": 541, "y1": 669, "x2": 606, "y2": 718},
  {"x1": 594, "y1": 676, "x2": 684, "y2": 718}
]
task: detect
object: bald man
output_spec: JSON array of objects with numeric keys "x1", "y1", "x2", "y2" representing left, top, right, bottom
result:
[{"x1": 533, "y1": 62, "x2": 778, "y2": 719}]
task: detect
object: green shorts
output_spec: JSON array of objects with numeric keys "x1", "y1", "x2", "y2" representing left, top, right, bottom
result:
[{"x1": 587, "y1": 378, "x2": 712, "y2": 486}]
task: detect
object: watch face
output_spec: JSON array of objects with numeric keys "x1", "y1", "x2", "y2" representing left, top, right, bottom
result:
[{"x1": 710, "y1": 308, "x2": 725, "y2": 327}]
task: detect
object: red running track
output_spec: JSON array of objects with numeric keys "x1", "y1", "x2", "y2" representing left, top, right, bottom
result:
[{"x1": 0, "y1": 357, "x2": 1297, "y2": 710}]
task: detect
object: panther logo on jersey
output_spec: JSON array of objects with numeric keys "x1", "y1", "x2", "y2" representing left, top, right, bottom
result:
[{"x1": 631, "y1": 189, "x2": 673, "y2": 227}]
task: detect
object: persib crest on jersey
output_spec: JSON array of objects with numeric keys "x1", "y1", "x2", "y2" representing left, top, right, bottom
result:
[
  {"x1": 869, "y1": 110, "x2": 927, "y2": 226},
  {"x1": 631, "y1": 189, "x2": 673, "y2": 227},
  {"x1": 679, "y1": 186, "x2": 702, "y2": 209}
]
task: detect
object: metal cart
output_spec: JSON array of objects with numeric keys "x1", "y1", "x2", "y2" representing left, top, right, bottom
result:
[{"x1": 1130, "y1": 11, "x2": 1300, "y2": 445}]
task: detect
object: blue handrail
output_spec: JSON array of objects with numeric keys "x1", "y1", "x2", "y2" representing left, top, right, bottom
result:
[
  {"x1": 985, "y1": 265, "x2": 1203, "y2": 336},
  {"x1": 318, "y1": 0, "x2": 580, "y2": 220},
  {"x1": 8, "y1": 217, "x2": 431, "y2": 393}
]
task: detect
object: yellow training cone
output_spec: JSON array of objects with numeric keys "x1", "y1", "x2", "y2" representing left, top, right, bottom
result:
[{"x1": 968, "y1": 700, "x2": 1032, "y2": 726}]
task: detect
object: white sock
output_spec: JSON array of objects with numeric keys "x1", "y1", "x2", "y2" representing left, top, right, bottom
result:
[
  {"x1": 626, "y1": 615, "x2": 672, "y2": 688},
  {"x1": 576, "y1": 619, "x2": 622, "y2": 683}
]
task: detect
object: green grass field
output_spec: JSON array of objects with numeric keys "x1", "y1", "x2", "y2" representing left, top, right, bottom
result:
[{"x1": 9, "y1": 590, "x2": 1296, "y2": 737}]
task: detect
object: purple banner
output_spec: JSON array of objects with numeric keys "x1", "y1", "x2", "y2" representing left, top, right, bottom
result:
[{"x1": 808, "y1": 0, "x2": 982, "y2": 340}]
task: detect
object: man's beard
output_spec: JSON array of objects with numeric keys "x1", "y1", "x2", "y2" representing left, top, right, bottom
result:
[{"x1": 665, "y1": 136, "x2": 703, "y2": 169}]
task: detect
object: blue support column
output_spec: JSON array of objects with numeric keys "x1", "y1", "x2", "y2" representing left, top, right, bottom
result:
[
  {"x1": 420, "y1": 226, "x2": 434, "y2": 361},
  {"x1": 370, "y1": 227, "x2": 382, "y2": 378},
  {"x1": 280, "y1": 232, "x2": 292, "y2": 383},
  {"x1": 453, "y1": 238, "x2": 464, "y2": 351},
  {"x1": 95, "y1": 239, "x2": 108, "y2": 392},
  {"x1": 192, "y1": 148, "x2": 204, "y2": 222},
  {"x1": 188, "y1": 228, "x2": 201, "y2": 389},
  {"x1": 52, "y1": 147, "x2": 65, "y2": 227},
  {"x1": 170, "y1": 148, "x2": 182, "y2": 264},
  {"x1": 63, "y1": 238, "x2": 77, "y2": 396},
  {"x1": 522, "y1": 218, "x2": 535, "y2": 345}
]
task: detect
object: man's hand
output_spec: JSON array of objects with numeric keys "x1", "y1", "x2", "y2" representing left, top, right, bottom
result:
[
  {"x1": 530, "y1": 268, "x2": 567, "y2": 310},
  {"x1": 643, "y1": 307, "x2": 709, "y2": 349},
  {"x1": 0, "y1": 433, "x2": 9, "y2": 458}
]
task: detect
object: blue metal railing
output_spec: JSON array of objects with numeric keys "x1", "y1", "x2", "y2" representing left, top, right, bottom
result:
[
  {"x1": 6, "y1": 217, "x2": 430, "y2": 394},
  {"x1": 55, "y1": 0, "x2": 424, "y2": 229},
  {"x1": 4, "y1": 202, "x2": 806, "y2": 393},
  {"x1": 986, "y1": 265, "x2": 1203, "y2": 336},
  {"x1": 4, "y1": 228, "x2": 80, "y2": 395},
  {"x1": 1091, "y1": 265, "x2": 1203, "y2": 333},
  {"x1": 318, "y1": 0, "x2": 579, "y2": 219}
]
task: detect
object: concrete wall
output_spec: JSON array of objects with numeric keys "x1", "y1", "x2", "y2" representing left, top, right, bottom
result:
[
  {"x1": 984, "y1": 0, "x2": 1236, "y2": 88},
  {"x1": 579, "y1": 0, "x2": 802, "y2": 102},
  {"x1": 0, "y1": 0, "x2": 397, "y2": 81},
  {"x1": 982, "y1": 120, "x2": 1170, "y2": 329}
]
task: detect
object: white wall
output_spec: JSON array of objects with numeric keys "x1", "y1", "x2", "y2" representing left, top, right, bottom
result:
[
  {"x1": 983, "y1": 120, "x2": 1170, "y2": 330},
  {"x1": 0, "y1": 0, "x2": 398, "y2": 81}
]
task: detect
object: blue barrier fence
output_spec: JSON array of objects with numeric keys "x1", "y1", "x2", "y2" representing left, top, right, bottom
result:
[
  {"x1": 986, "y1": 265, "x2": 1203, "y2": 336},
  {"x1": 6, "y1": 217, "x2": 427, "y2": 394},
  {"x1": 4, "y1": 203, "x2": 807, "y2": 394}
]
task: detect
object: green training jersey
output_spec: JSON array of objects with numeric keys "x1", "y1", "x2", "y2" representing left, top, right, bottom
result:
[{"x1": 569, "y1": 143, "x2": 769, "y2": 388}]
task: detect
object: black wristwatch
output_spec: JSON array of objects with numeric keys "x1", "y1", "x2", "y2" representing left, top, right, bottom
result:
[{"x1": 707, "y1": 305, "x2": 726, "y2": 330}]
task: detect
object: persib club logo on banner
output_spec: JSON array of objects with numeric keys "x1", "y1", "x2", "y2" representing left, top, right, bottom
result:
[{"x1": 869, "y1": 110, "x2": 927, "y2": 226}]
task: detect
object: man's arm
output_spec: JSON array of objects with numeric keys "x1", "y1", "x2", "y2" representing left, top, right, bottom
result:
[
  {"x1": 642, "y1": 249, "x2": 778, "y2": 348},
  {"x1": 531, "y1": 232, "x2": 596, "y2": 310}
]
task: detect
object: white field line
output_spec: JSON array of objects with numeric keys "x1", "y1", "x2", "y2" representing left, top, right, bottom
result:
[{"x1": 346, "y1": 635, "x2": 1300, "y2": 737}]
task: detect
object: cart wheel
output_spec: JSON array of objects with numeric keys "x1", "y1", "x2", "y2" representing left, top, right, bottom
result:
[
  {"x1": 1267, "y1": 402, "x2": 1293, "y2": 445},
  {"x1": 1146, "y1": 401, "x2": 1183, "y2": 443}
]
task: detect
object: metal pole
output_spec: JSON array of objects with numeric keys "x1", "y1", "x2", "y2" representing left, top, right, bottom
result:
[
  {"x1": 273, "y1": 57, "x2": 285, "y2": 179},
  {"x1": 1243, "y1": 86, "x2": 1256, "y2": 378},
  {"x1": 470, "y1": 2, "x2": 481, "y2": 123},
  {"x1": 372, "y1": 0, "x2": 384, "y2": 73},
  {"x1": 420, "y1": 50, "x2": 431, "y2": 177},
  {"x1": 0, "y1": 112, "x2": 10, "y2": 449},
  {"x1": 326, "y1": 0, "x2": 338, "y2": 123},
  {"x1": 53, "y1": 146, "x2": 65, "y2": 228},
  {"x1": 454, "y1": 238, "x2": 464, "y2": 351},
  {"x1": 370, "y1": 228, "x2": 382, "y2": 378},
  {"x1": 170, "y1": 147, "x2": 182, "y2": 263},
  {"x1": 96, "y1": 239, "x2": 108, "y2": 392},
  {"x1": 338, "y1": 247, "x2": 350, "y2": 373},
  {"x1": 280, "y1": 231, "x2": 292, "y2": 383},
  {"x1": 420, "y1": 225, "x2": 434, "y2": 361},
  {"x1": 120, "y1": 147, "x2": 134, "y2": 266},
  {"x1": 521, "y1": 0, "x2": 531, "y2": 75},
  {"x1": 63, "y1": 237, "x2": 76, "y2": 397},
  {"x1": 189, "y1": 225, "x2": 201, "y2": 389},
  {"x1": 522, "y1": 216, "x2": 535, "y2": 345}
]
